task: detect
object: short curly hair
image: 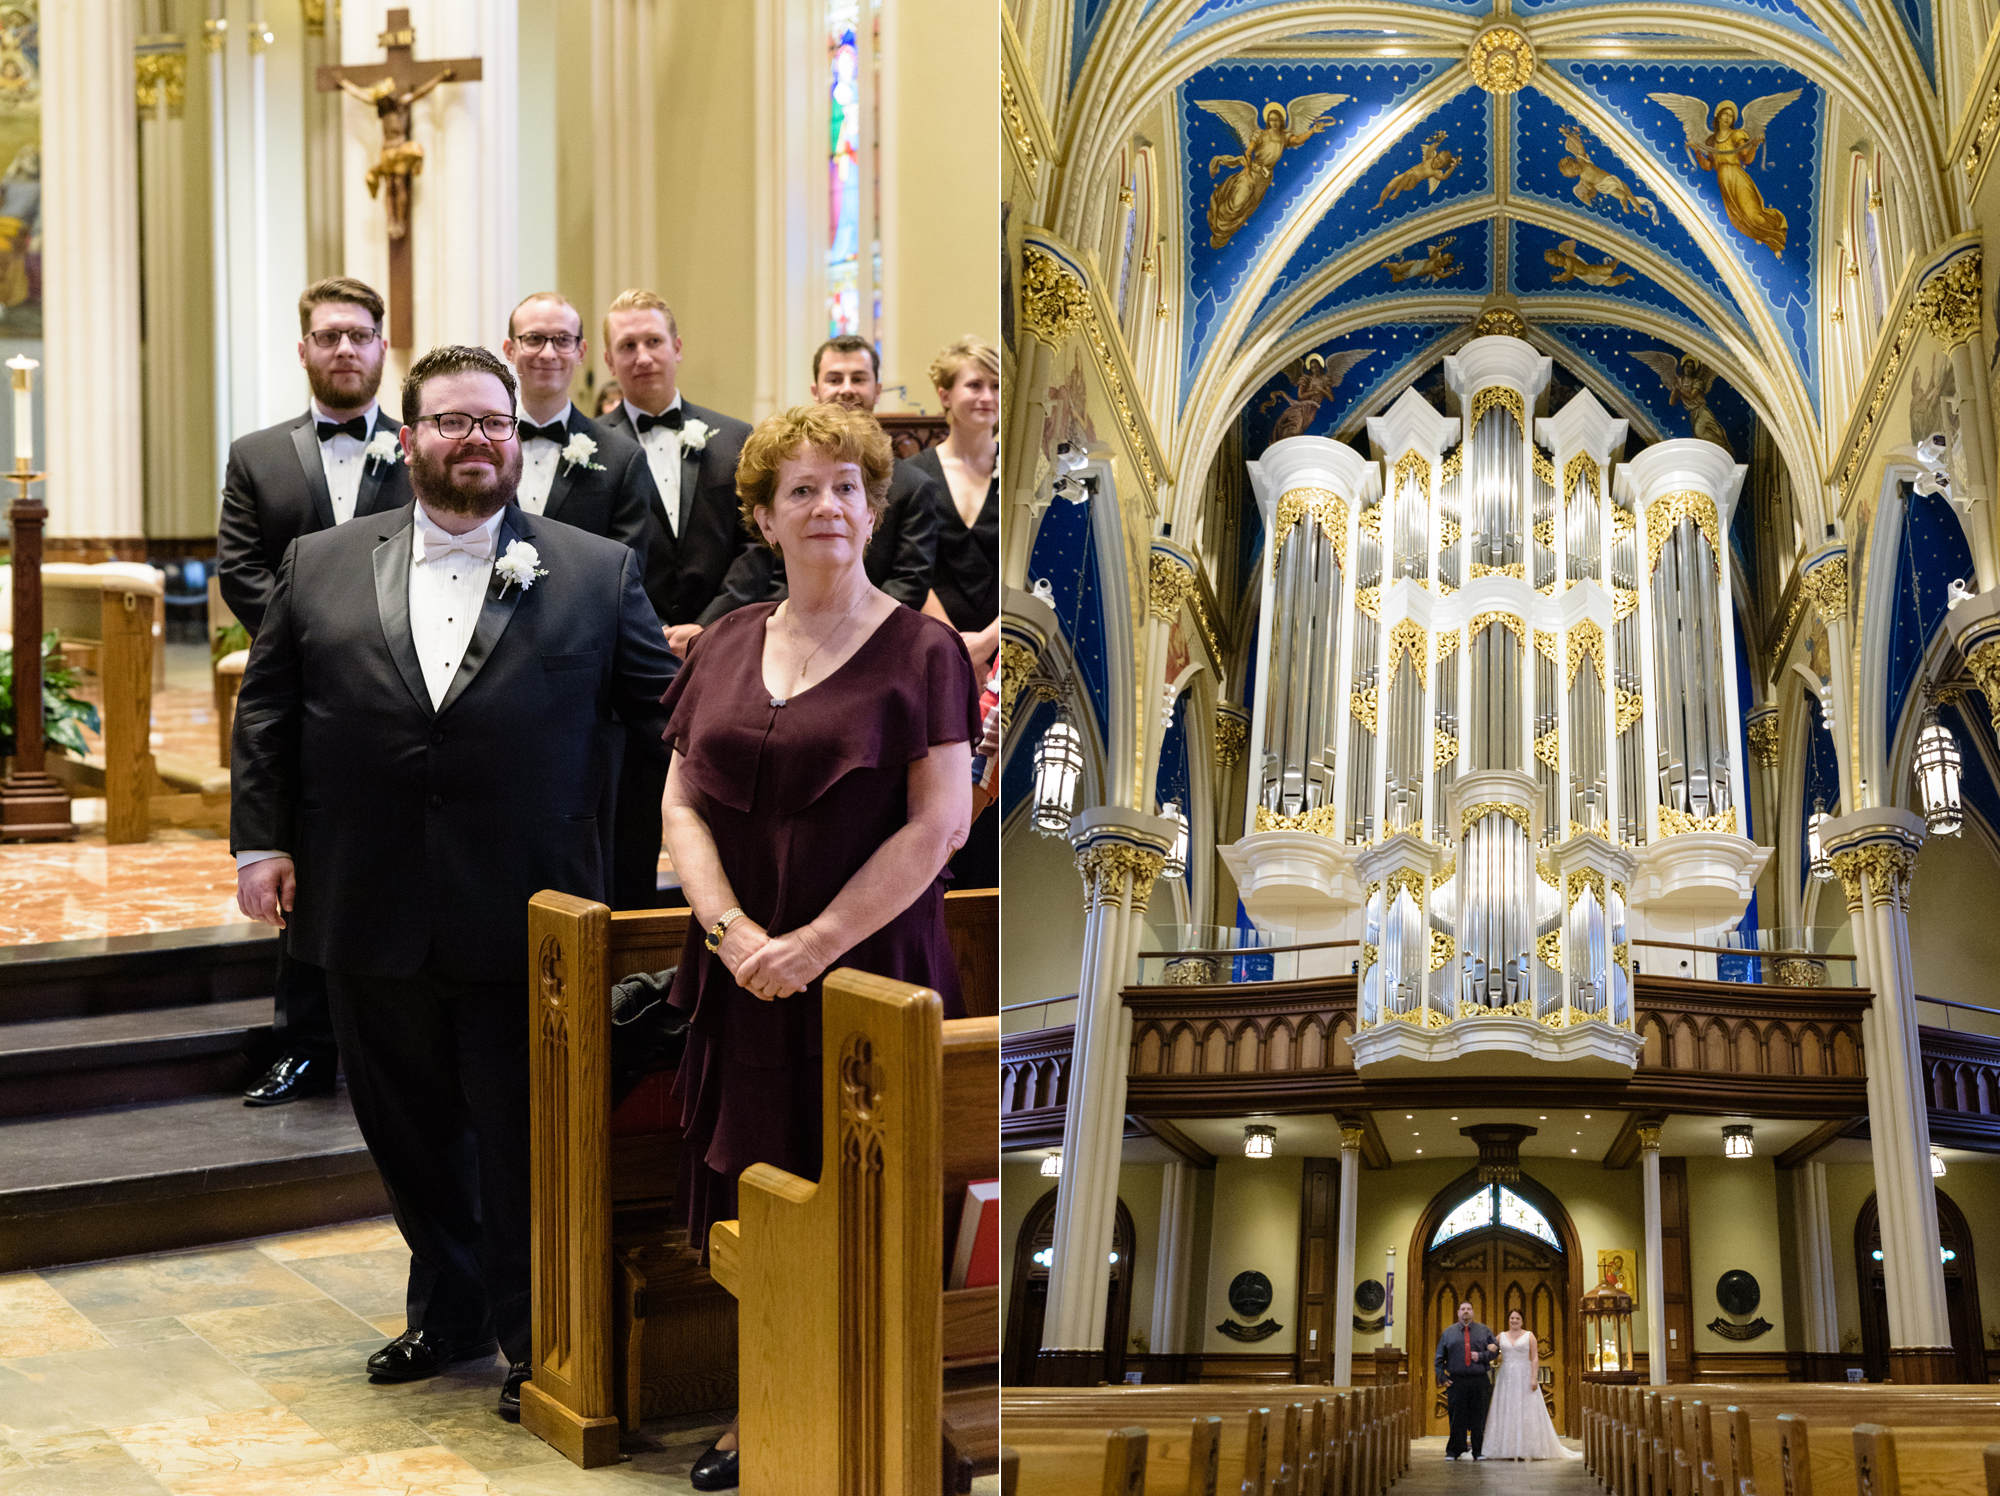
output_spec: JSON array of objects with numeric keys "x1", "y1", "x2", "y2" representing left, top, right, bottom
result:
[
  {"x1": 736, "y1": 404, "x2": 894, "y2": 543},
  {"x1": 928, "y1": 334, "x2": 998, "y2": 395}
]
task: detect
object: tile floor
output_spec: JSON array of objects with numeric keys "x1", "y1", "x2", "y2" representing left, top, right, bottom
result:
[{"x1": 0, "y1": 1219, "x2": 725, "y2": 1494}]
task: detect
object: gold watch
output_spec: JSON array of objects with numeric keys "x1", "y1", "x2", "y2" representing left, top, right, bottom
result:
[{"x1": 705, "y1": 907, "x2": 746, "y2": 952}]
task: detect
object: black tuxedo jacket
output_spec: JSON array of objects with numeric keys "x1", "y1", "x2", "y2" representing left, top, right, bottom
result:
[
  {"x1": 229, "y1": 506, "x2": 676, "y2": 983},
  {"x1": 217, "y1": 406, "x2": 412, "y2": 635},
  {"x1": 599, "y1": 398, "x2": 763, "y2": 626},
  {"x1": 527, "y1": 407, "x2": 656, "y2": 572}
]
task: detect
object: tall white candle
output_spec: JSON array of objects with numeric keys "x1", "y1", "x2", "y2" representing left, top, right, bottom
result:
[
  {"x1": 1384, "y1": 1246, "x2": 1396, "y2": 1344},
  {"x1": 7, "y1": 355, "x2": 36, "y2": 464}
]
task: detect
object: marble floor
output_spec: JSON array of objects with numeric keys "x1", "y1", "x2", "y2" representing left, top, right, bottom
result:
[{"x1": 0, "y1": 1218, "x2": 728, "y2": 1494}]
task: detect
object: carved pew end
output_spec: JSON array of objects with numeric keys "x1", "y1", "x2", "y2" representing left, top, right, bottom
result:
[{"x1": 517, "y1": 1382, "x2": 621, "y2": 1469}]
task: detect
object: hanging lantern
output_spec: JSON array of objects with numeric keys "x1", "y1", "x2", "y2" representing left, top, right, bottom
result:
[
  {"x1": 1808, "y1": 799, "x2": 1835, "y2": 882},
  {"x1": 1913, "y1": 703, "x2": 1963, "y2": 837},
  {"x1": 1243, "y1": 1124, "x2": 1276, "y2": 1159},
  {"x1": 1162, "y1": 800, "x2": 1189, "y2": 878},
  {"x1": 1041, "y1": 1151, "x2": 1062, "y2": 1178},
  {"x1": 1723, "y1": 1124, "x2": 1754, "y2": 1159},
  {"x1": 1032, "y1": 713, "x2": 1084, "y2": 838},
  {"x1": 1931, "y1": 1150, "x2": 1947, "y2": 1178}
]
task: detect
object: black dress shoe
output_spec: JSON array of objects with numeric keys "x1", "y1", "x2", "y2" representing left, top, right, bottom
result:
[
  {"x1": 243, "y1": 1055, "x2": 336, "y2": 1106},
  {"x1": 497, "y1": 1359, "x2": 530, "y2": 1420},
  {"x1": 689, "y1": 1434, "x2": 739, "y2": 1491},
  {"x1": 366, "y1": 1328, "x2": 499, "y2": 1382}
]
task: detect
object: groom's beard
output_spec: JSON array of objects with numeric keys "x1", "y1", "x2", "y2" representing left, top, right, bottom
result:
[{"x1": 408, "y1": 440, "x2": 522, "y2": 519}]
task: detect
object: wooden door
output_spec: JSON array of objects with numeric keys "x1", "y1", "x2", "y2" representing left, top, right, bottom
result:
[
  {"x1": 1003, "y1": 1189, "x2": 1136, "y2": 1385},
  {"x1": 1421, "y1": 1229, "x2": 1569, "y2": 1435}
]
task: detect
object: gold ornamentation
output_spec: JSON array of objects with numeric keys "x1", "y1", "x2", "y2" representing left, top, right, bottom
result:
[
  {"x1": 1163, "y1": 957, "x2": 1219, "y2": 986},
  {"x1": 1020, "y1": 244, "x2": 1087, "y2": 347},
  {"x1": 1614, "y1": 941, "x2": 1629, "y2": 969},
  {"x1": 1439, "y1": 629, "x2": 1461, "y2": 656},
  {"x1": 1912, "y1": 249, "x2": 1981, "y2": 350},
  {"x1": 202, "y1": 16, "x2": 226, "y2": 50},
  {"x1": 1215, "y1": 713, "x2": 1248, "y2": 768},
  {"x1": 301, "y1": 0, "x2": 328, "y2": 36},
  {"x1": 1462, "y1": 801, "x2": 1532, "y2": 839},
  {"x1": 1441, "y1": 448, "x2": 1463, "y2": 482},
  {"x1": 1537, "y1": 930, "x2": 1563, "y2": 971},
  {"x1": 1385, "y1": 868, "x2": 1427, "y2": 905},
  {"x1": 1385, "y1": 1004, "x2": 1450, "y2": 1028},
  {"x1": 1612, "y1": 586, "x2": 1639, "y2": 621},
  {"x1": 1254, "y1": 803, "x2": 1342, "y2": 836},
  {"x1": 1437, "y1": 580, "x2": 1457, "y2": 596},
  {"x1": 1566, "y1": 867, "x2": 1607, "y2": 910},
  {"x1": 1359, "y1": 504, "x2": 1382, "y2": 540},
  {"x1": 1535, "y1": 629, "x2": 1559, "y2": 661},
  {"x1": 1470, "y1": 385, "x2": 1526, "y2": 435},
  {"x1": 1433, "y1": 856, "x2": 1458, "y2": 888},
  {"x1": 1147, "y1": 552, "x2": 1196, "y2": 621},
  {"x1": 1355, "y1": 586, "x2": 1381, "y2": 619},
  {"x1": 1362, "y1": 940, "x2": 1379, "y2": 974},
  {"x1": 1471, "y1": 610, "x2": 1527, "y2": 651},
  {"x1": 1966, "y1": 81, "x2": 2000, "y2": 179},
  {"x1": 1275, "y1": 487, "x2": 1351, "y2": 564},
  {"x1": 1615, "y1": 689, "x2": 1645, "y2": 735},
  {"x1": 1351, "y1": 686, "x2": 1379, "y2": 733},
  {"x1": 1564, "y1": 452, "x2": 1602, "y2": 502},
  {"x1": 1435, "y1": 730, "x2": 1460, "y2": 770},
  {"x1": 135, "y1": 46, "x2": 188, "y2": 115},
  {"x1": 999, "y1": 639, "x2": 1037, "y2": 732},
  {"x1": 1829, "y1": 844, "x2": 1918, "y2": 910},
  {"x1": 1533, "y1": 448, "x2": 1556, "y2": 487},
  {"x1": 1467, "y1": 24, "x2": 1536, "y2": 93},
  {"x1": 1076, "y1": 843, "x2": 1167, "y2": 911},
  {"x1": 1394, "y1": 450, "x2": 1432, "y2": 501},
  {"x1": 1658, "y1": 805, "x2": 1739, "y2": 836},
  {"x1": 1646, "y1": 490, "x2": 1722, "y2": 573},
  {"x1": 1471, "y1": 561, "x2": 1527, "y2": 580},
  {"x1": 1799, "y1": 556, "x2": 1849, "y2": 624},
  {"x1": 1774, "y1": 957, "x2": 1829, "y2": 987},
  {"x1": 1535, "y1": 729, "x2": 1560, "y2": 770},
  {"x1": 1568, "y1": 619, "x2": 1606, "y2": 690},
  {"x1": 1746, "y1": 714, "x2": 1781, "y2": 769},
  {"x1": 1462, "y1": 998, "x2": 1536, "y2": 1020},
  {"x1": 1567, "y1": 820, "x2": 1613, "y2": 842},
  {"x1": 1612, "y1": 506, "x2": 1636, "y2": 535},
  {"x1": 1440, "y1": 517, "x2": 1461, "y2": 548},
  {"x1": 1533, "y1": 519, "x2": 1555, "y2": 548},
  {"x1": 1389, "y1": 619, "x2": 1429, "y2": 689},
  {"x1": 1965, "y1": 639, "x2": 2000, "y2": 735},
  {"x1": 1537, "y1": 854, "x2": 1558, "y2": 888},
  {"x1": 1474, "y1": 307, "x2": 1528, "y2": 339}
]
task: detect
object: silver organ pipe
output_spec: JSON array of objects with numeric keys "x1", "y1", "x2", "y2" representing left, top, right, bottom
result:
[
  {"x1": 1536, "y1": 640, "x2": 1559, "y2": 838},
  {"x1": 1259, "y1": 510, "x2": 1344, "y2": 815},
  {"x1": 1612, "y1": 506, "x2": 1645, "y2": 844},
  {"x1": 1432, "y1": 642, "x2": 1458, "y2": 844},
  {"x1": 1439, "y1": 458, "x2": 1462, "y2": 590},
  {"x1": 1471, "y1": 407, "x2": 1524, "y2": 570},
  {"x1": 1532, "y1": 454, "x2": 1557, "y2": 592},
  {"x1": 1566, "y1": 467, "x2": 1603, "y2": 585},
  {"x1": 1650, "y1": 518, "x2": 1731, "y2": 820}
]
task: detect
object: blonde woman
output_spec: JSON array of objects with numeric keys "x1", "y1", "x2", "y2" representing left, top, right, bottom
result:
[{"x1": 913, "y1": 335, "x2": 999, "y2": 671}]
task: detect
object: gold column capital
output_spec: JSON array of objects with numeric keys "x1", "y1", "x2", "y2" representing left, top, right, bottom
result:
[
  {"x1": 1076, "y1": 842, "x2": 1166, "y2": 913},
  {"x1": 1828, "y1": 843, "x2": 1918, "y2": 911},
  {"x1": 1340, "y1": 1123, "x2": 1368, "y2": 1151},
  {"x1": 1636, "y1": 1123, "x2": 1662, "y2": 1152}
]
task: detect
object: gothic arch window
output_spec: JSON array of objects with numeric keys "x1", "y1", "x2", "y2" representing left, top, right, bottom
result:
[{"x1": 1429, "y1": 1182, "x2": 1563, "y2": 1251}]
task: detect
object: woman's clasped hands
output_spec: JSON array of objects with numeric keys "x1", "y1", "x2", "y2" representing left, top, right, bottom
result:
[{"x1": 715, "y1": 916, "x2": 837, "y2": 1000}]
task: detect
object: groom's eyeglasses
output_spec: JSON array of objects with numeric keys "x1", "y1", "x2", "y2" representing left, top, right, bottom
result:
[{"x1": 420, "y1": 413, "x2": 521, "y2": 442}]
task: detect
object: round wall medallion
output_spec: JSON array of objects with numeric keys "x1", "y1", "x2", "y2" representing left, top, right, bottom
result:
[
  {"x1": 1467, "y1": 26, "x2": 1536, "y2": 94},
  {"x1": 1716, "y1": 1269, "x2": 1761, "y2": 1316},
  {"x1": 1355, "y1": 1278, "x2": 1386, "y2": 1312},
  {"x1": 1229, "y1": 1270, "x2": 1274, "y2": 1318}
]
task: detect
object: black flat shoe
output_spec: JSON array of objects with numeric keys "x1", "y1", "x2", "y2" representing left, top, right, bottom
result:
[
  {"x1": 689, "y1": 1434, "x2": 740, "y2": 1491},
  {"x1": 497, "y1": 1359, "x2": 530, "y2": 1420},
  {"x1": 244, "y1": 1055, "x2": 336, "y2": 1106},
  {"x1": 365, "y1": 1328, "x2": 499, "y2": 1382}
]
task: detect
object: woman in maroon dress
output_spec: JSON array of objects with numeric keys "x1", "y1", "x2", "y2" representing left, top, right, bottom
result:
[{"x1": 658, "y1": 403, "x2": 976, "y2": 1491}]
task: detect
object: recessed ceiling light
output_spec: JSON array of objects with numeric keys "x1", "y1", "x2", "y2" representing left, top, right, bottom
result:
[
  {"x1": 1584, "y1": 1114, "x2": 1592, "y2": 1119},
  {"x1": 1416, "y1": 1148, "x2": 1423, "y2": 1154},
  {"x1": 1451, "y1": 1115, "x2": 1459, "y2": 1121},
  {"x1": 1407, "y1": 1114, "x2": 1414, "y2": 1119},
  {"x1": 1540, "y1": 1115, "x2": 1547, "y2": 1120},
  {"x1": 1571, "y1": 1148, "x2": 1578, "y2": 1154}
]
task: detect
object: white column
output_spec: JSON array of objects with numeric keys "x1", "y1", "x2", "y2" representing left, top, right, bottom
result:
[
  {"x1": 1794, "y1": 1160, "x2": 1840, "y2": 1364},
  {"x1": 301, "y1": 1, "x2": 345, "y2": 280},
  {"x1": 203, "y1": 7, "x2": 231, "y2": 495},
  {"x1": 1150, "y1": 1160, "x2": 1196, "y2": 1364},
  {"x1": 752, "y1": 0, "x2": 817, "y2": 420},
  {"x1": 1639, "y1": 1123, "x2": 1667, "y2": 1385},
  {"x1": 1332, "y1": 1123, "x2": 1364, "y2": 1386},
  {"x1": 41, "y1": 0, "x2": 144, "y2": 543},
  {"x1": 590, "y1": 0, "x2": 657, "y2": 306}
]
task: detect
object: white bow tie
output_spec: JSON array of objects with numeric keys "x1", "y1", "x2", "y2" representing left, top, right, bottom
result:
[{"x1": 422, "y1": 527, "x2": 494, "y2": 563}]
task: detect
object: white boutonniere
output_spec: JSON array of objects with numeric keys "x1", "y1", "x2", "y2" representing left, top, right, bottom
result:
[
  {"x1": 494, "y1": 539, "x2": 548, "y2": 597},
  {"x1": 559, "y1": 433, "x2": 605, "y2": 472},
  {"x1": 680, "y1": 418, "x2": 711, "y2": 453},
  {"x1": 364, "y1": 432, "x2": 402, "y2": 469}
]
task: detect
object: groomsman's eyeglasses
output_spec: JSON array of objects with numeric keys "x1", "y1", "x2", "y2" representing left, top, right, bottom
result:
[
  {"x1": 513, "y1": 333, "x2": 581, "y2": 353},
  {"x1": 306, "y1": 327, "x2": 381, "y2": 349},
  {"x1": 420, "y1": 413, "x2": 521, "y2": 441}
]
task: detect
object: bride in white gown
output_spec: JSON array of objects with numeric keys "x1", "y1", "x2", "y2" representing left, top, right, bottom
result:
[{"x1": 1481, "y1": 1311, "x2": 1581, "y2": 1460}]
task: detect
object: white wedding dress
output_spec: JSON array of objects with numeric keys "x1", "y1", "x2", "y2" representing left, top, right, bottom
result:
[{"x1": 1480, "y1": 1330, "x2": 1579, "y2": 1460}]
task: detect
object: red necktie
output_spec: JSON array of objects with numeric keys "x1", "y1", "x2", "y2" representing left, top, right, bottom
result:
[{"x1": 1464, "y1": 1324, "x2": 1474, "y2": 1367}]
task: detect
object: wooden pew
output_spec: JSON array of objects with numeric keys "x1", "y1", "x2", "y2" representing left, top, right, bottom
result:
[
  {"x1": 707, "y1": 968, "x2": 999, "y2": 1494},
  {"x1": 520, "y1": 887, "x2": 999, "y2": 1474}
]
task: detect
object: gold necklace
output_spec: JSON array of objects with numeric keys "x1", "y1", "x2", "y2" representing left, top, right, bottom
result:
[{"x1": 770, "y1": 593, "x2": 866, "y2": 707}]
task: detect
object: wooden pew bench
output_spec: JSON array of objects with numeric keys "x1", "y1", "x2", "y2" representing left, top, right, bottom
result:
[{"x1": 520, "y1": 887, "x2": 998, "y2": 1481}]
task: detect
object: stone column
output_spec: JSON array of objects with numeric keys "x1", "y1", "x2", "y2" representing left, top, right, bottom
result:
[
  {"x1": 1638, "y1": 1122, "x2": 1666, "y2": 1385},
  {"x1": 1793, "y1": 1159, "x2": 1841, "y2": 1377},
  {"x1": 1825, "y1": 812, "x2": 1955, "y2": 1382},
  {"x1": 1745, "y1": 707, "x2": 1782, "y2": 923},
  {"x1": 41, "y1": 0, "x2": 145, "y2": 550},
  {"x1": 591, "y1": 0, "x2": 657, "y2": 304},
  {"x1": 1150, "y1": 1160, "x2": 1196, "y2": 1373},
  {"x1": 301, "y1": 0, "x2": 345, "y2": 280},
  {"x1": 1037, "y1": 807, "x2": 1173, "y2": 1384},
  {"x1": 1331, "y1": 1122, "x2": 1364, "y2": 1387}
]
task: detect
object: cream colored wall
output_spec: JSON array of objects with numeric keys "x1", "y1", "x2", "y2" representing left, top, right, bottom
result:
[
  {"x1": 1907, "y1": 828, "x2": 2000, "y2": 1026},
  {"x1": 1943, "y1": 1162, "x2": 2000, "y2": 1354},
  {"x1": 515, "y1": 0, "x2": 559, "y2": 297},
  {"x1": 553, "y1": 2, "x2": 597, "y2": 407},
  {"x1": 882, "y1": 0, "x2": 1000, "y2": 413},
  {"x1": 1686, "y1": 1156, "x2": 1789, "y2": 1352},
  {"x1": 1000, "y1": 818, "x2": 1087, "y2": 1032},
  {"x1": 1118, "y1": 1162, "x2": 1165, "y2": 1356},
  {"x1": 1823, "y1": 1161, "x2": 1872, "y2": 1356},
  {"x1": 1200, "y1": 1154, "x2": 1304, "y2": 1355}
]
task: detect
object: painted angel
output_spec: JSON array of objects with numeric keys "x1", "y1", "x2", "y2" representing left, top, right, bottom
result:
[
  {"x1": 1380, "y1": 236, "x2": 1460, "y2": 283},
  {"x1": 1196, "y1": 93, "x2": 1347, "y2": 249},
  {"x1": 1647, "y1": 90, "x2": 1801, "y2": 256},
  {"x1": 1633, "y1": 350, "x2": 1734, "y2": 456},
  {"x1": 1544, "y1": 238, "x2": 1634, "y2": 287},
  {"x1": 1258, "y1": 348, "x2": 1376, "y2": 444},
  {"x1": 1556, "y1": 123, "x2": 1658, "y2": 224},
  {"x1": 1373, "y1": 130, "x2": 1460, "y2": 210}
]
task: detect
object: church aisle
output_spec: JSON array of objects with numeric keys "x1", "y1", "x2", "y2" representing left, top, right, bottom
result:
[{"x1": 1399, "y1": 1436, "x2": 1594, "y2": 1493}]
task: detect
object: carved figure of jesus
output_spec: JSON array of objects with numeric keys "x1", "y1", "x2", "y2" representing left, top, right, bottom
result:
[{"x1": 340, "y1": 68, "x2": 455, "y2": 240}]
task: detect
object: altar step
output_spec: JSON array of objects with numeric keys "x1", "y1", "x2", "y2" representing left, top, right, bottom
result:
[{"x1": 0, "y1": 926, "x2": 386, "y2": 1273}]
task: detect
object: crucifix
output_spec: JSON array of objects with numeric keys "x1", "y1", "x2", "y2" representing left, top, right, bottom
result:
[{"x1": 317, "y1": 10, "x2": 482, "y2": 348}]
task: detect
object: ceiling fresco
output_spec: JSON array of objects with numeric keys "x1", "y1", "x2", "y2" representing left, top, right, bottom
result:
[
  {"x1": 1535, "y1": 321, "x2": 1757, "y2": 457},
  {"x1": 1504, "y1": 219, "x2": 1710, "y2": 340},
  {"x1": 1276, "y1": 216, "x2": 1495, "y2": 338},
  {"x1": 1238, "y1": 321, "x2": 1463, "y2": 452}
]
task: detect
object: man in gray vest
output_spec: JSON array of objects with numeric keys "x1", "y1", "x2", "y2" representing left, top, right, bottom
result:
[{"x1": 1434, "y1": 1301, "x2": 1497, "y2": 1460}]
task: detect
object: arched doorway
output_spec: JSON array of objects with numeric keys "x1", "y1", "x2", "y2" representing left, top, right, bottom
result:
[
  {"x1": 1854, "y1": 1188, "x2": 1984, "y2": 1384},
  {"x1": 1003, "y1": 1189, "x2": 1136, "y2": 1386},
  {"x1": 1413, "y1": 1170, "x2": 1581, "y2": 1437}
]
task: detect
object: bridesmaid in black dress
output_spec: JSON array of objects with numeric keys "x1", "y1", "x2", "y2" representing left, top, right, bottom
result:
[{"x1": 657, "y1": 402, "x2": 977, "y2": 1491}]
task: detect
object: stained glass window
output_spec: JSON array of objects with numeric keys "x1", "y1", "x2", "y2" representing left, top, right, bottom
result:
[
  {"x1": 1430, "y1": 1187, "x2": 1493, "y2": 1247},
  {"x1": 826, "y1": 0, "x2": 861, "y2": 336},
  {"x1": 1498, "y1": 1187, "x2": 1562, "y2": 1249}
]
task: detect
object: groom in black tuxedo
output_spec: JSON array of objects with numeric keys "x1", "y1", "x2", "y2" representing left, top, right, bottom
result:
[
  {"x1": 1436, "y1": 1301, "x2": 1499, "y2": 1460},
  {"x1": 230, "y1": 344, "x2": 676, "y2": 1418},
  {"x1": 216, "y1": 277, "x2": 413, "y2": 1108}
]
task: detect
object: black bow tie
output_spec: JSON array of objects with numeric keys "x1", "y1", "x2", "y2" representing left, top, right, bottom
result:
[
  {"x1": 520, "y1": 419, "x2": 568, "y2": 445},
  {"x1": 317, "y1": 416, "x2": 369, "y2": 443},
  {"x1": 634, "y1": 407, "x2": 683, "y2": 433}
]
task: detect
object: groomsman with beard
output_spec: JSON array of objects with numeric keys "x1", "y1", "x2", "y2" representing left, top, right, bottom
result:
[
  {"x1": 230, "y1": 345, "x2": 676, "y2": 1416},
  {"x1": 217, "y1": 277, "x2": 412, "y2": 1107},
  {"x1": 596, "y1": 290, "x2": 758, "y2": 908}
]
